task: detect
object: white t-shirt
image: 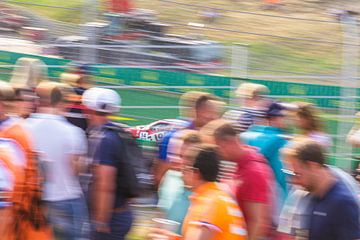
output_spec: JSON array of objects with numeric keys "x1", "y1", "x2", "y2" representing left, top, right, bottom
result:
[{"x1": 26, "y1": 113, "x2": 87, "y2": 201}]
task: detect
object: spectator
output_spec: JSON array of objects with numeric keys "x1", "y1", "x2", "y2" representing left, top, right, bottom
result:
[
  {"x1": 154, "y1": 91, "x2": 222, "y2": 188},
  {"x1": 201, "y1": 119, "x2": 274, "y2": 240},
  {"x1": 150, "y1": 144, "x2": 247, "y2": 240},
  {"x1": 12, "y1": 87, "x2": 38, "y2": 119},
  {"x1": 294, "y1": 102, "x2": 332, "y2": 148},
  {"x1": 61, "y1": 72, "x2": 90, "y2": 131},
  {"x1": 282, "y1": 140, "x2": 360, "y2": 240},
  {"x1": 26, "y1": 82, "x2": 89, "y2": 240},
  {"x1": 0, "y1": 81, "x2": 51, "y2": 240},
  {"x1": 82, "y1": 87, "x2": 133, "y2": 240},
  {"x1": 158, "y1": 130, "x2": 202, "y2": 234},
  {"x1": 347, "y1": 111, "x2": 360, "y2": 182},
  {"x1": 223, "y1": 82, "x2": 269, "y2": 134},
  {"x1": 241, "y1": 102, "x2": 292, "y2": 221}
]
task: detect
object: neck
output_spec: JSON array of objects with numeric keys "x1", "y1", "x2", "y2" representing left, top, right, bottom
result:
[
  {"x1": 37, "y1": 106, "x2": 61, "y2": 115},
  {"x1": 231, "y1": 143, "x2": 244, "y2": 162},
  {"x1": 312, "y1": 167, "x2": 336, "y2": 198},
  {"x1": 91, "y1": 116, "x2": 108, "y2": 129},
  {"x1": 193, "y1": 119, "x2": 203, "y2": 130},
  {"x1": 192, "y1": 179, "x2": 208, "y2": 191}
]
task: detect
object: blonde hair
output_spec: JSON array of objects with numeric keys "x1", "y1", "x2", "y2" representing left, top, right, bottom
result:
[{"x1": 236, "y1": 83, "x2": 269, "y2": 99}]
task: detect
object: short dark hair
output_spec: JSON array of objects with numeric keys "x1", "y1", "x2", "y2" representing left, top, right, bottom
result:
[
  {"x1": 214, "y1": 122, "x2": 237, "y2": 141},
  {"x1": 193, "y1": 145, "x2": 219, "y2": 182},
  {"x1": 295, "y1": 141, "x2": 326, "y2": 165},
  {"x1": 49, "y1": 87, "x2": 63, "y2": 106},
  {"x1": 195, "y1": 95, "x2": 217, "y2": 111}
]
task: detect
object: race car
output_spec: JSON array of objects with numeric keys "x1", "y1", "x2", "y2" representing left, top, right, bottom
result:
[{"x1": 126, "y1": 119, "x2": 188, "y2": 142}]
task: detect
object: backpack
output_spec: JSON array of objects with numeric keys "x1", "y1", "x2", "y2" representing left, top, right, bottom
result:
[{"x1": 104, "y1": 124, "x2": 153, "y2": 199}]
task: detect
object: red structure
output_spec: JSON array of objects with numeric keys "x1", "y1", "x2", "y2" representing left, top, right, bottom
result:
[{"x1": 108, "y1": 0, "x2": 133, "y2": 13}]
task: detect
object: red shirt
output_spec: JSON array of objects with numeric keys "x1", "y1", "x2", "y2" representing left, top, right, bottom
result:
[{"x1": 234, "y1": 145, "x2": 274, "y2": 209}]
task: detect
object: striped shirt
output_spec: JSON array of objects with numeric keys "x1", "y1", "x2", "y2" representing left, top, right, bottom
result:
[{"x1": 223, "y1": 108, "x2": 266, "y2": 133}]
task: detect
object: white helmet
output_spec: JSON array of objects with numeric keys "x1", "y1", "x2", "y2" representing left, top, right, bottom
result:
[{"x1": 82, "y1": 87, "x2": 121, "y2": 113}]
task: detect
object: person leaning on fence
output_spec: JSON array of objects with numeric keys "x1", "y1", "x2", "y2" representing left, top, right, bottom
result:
[
  {"x1": 223, "y1": 82, "x2": 270, "y2": 134},
  {"x1": 0, "y1": 81, "x2": 52, "y2": 240},
  {"x1": 82, "y1": 87, "x2": 134, "y2": 240}
]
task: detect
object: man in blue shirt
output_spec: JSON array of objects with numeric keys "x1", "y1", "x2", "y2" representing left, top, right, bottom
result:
[
  {"x1": 289, "y1": 140, "x2": 360, "y2": 240},
  {"x1": 241, "y1": 102, "x2": 290, "y2": 216},
  {"x1": 154, "y1": 91, "x2": 221, "y2": 187},
  {"x1": 82, "y1": 87, "x2": 133, "y2": 240}
]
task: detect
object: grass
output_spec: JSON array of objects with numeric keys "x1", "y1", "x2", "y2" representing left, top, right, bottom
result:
[
  {"x1": 8, "y1": 0, "x2": 84, "y2": 22},
  {"x1": 7, "y1": 0, "x2": 356, "y2": 82}
]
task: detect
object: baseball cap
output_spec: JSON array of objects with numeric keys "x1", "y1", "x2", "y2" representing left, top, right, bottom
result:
[
  {"x1": 82, "y1": 87, "x2": 121, "y2": 113},
  {"x1": 266, "y1": 101, "x2": 298, "y2": 118}
]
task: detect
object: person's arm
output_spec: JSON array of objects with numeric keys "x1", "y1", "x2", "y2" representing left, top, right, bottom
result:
[
  {"x1": 184, "y1": 226, "x2": 215, "y2": 240},
  {"x1": 92, "y1": 131, "x2": 119, "y2": 232},
  {"x1": 237, "y1": 165, "x2": 272, "y2": 240},
  {"x1": 242, "y1": 201, "x2": 270, "y2": 240},
  {"x1": 153, "y1": 133, "x2": 172, "y2": 188},
  {"x1": 0, "y1": 207, "x2": 12, "y2": 236},
  {"x1": 70, "y1": 127, "x2": 88, "y2": 175},
  {"x1": 347, "y1": 127, "x2": 360, "y2": 147},
  {"x1": 93, "y1": 164, "x2": 117, "y2": 232},
  {"x1": 70, "y1": 154, "x2": 86, "y2": 175}
]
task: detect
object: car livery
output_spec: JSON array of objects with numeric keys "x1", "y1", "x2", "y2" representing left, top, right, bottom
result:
[{"x1": 126, "y1": 119, "x2": 189, "y2": 142}]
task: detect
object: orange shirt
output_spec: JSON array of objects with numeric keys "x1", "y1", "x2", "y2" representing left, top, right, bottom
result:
[
  {"x1": 182, "y1": 182, "x2": 247, "y2": 240},
  {"x1": 0, "y1": 118, "x2": 52, "y2": 240}
]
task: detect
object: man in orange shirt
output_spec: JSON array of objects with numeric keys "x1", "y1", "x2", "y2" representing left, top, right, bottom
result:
[
  {"x1": 0, "y1": 81, "x2": 51, "y2": 240},
  {"x1": 150, "y1": 144, "x2": 247, "y2": 240}
]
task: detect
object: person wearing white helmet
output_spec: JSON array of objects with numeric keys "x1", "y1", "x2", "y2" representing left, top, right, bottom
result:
[{"x1": 82, "y1": 87, "x2": 133, "y2": 240}]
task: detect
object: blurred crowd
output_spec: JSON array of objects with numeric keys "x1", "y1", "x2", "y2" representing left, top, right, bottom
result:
[{"x1": 0, "y1": 61, "x2": 359, "y2": 240}]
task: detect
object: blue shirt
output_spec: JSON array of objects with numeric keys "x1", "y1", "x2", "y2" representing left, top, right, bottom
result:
[
  {"x1": 241, "y1": 125, "x2": 288, "y2": 199},
  {"x1": 308, "y1": 180, "x2": 360, "y2": 240},
  {"x1": 95, "y1": 122, "x2": 127, "y2": 208},
  {"x1": 158, "y1": 120, "x2": 193, "y2": 162}
]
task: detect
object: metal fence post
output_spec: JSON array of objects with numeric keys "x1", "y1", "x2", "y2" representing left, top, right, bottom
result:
[
  {"x1": 230, "y1": 43, "x2": 248, "y2": 107},
  {"x1": 335, "y1": 12, "x2": 359, "y2": 171},
  {"x1": 80, "y1": 0, "x2": 98, "y2": 63}
]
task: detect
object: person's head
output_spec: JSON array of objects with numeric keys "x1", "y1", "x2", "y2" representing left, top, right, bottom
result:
[
  {"x1": 236, "y1": 83, "x2": 269, "y2": 106},
  {"x1": 265, "y1": 102, "x2": 287, "y2": 129},
  {"x1": 167, "y1": 130, "x2": 202, "y2": 170},
  {"x1": 182, "y1": 144, "x2": 220, "y2": 189},
  {"x1": 179, "y1": 91, "x2": 222, "y2": 128},
  {"x1": 35, "y1": 82, "x2": 71, "y2": 110},
  {"x1": 200, "y1": 119, "x2": 240, "y2": 161},
  {"x1": 295, "y1": 103, "x2": 322, "y2": 133},
  {"x1": 194, "y1": 94, "x2": 221, "y2": 128},
  {"x1": 0, "y1": 81, "x2": 15, "y2": 118},
  {"x1": 60, "y1": 73, "x2": 81, "y2": 88},
  {"x1": 282, "y1": 139, "x2": 327, "y2": 192},
  {"x1": 13, "y1": 88, "x2": 38, "y2": 118},
  {"x1": 82, "y1": 87, "x2": 121, "y2": 127}
]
